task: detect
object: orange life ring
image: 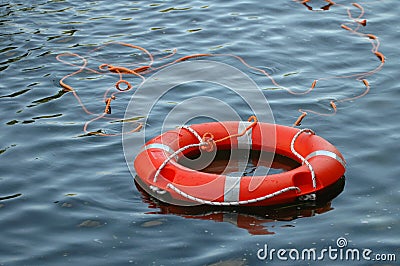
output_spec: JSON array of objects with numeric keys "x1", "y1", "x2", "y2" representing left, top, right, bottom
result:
[{"x1": 134, "y1": 121, "x2": 346, "y2": 207}]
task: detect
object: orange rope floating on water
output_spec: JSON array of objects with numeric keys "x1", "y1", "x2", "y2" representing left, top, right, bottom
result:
[
  {"x1": 56, "y1": 43, "x2": 154, "y2": 136},
  {"x1": 291, "y1": 0, "x2": 385, "y2": 125},
  {"x1": 57, "y1": 1, "x2": 384, "y2": 135}
]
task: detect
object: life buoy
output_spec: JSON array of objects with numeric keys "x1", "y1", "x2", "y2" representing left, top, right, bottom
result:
[
  {"x1": 135, "y1": 175, "x2": 345, "y2": 234},
  {"x1": 134, "y1": 120, "x2": 346, "y2": 207}
]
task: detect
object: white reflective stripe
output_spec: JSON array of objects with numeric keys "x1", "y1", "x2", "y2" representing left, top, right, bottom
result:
[
  {"x1": 238, "y1": 160, "x2": 248, "y2": 174},
  {"x1": 237, "y1": 121, "x2": 252, "y2": 149},
  {"x1": 222, "y1": 213, "x2": 239, "y2": 225},
  {"x1": 224, "y1": 175, "x2": 241, "y2": 202},
  {"x1": 140, "y1": 143, "x2": 177, "y2": 159},
  {"x1": 305, "y1": 150, "x2": 346, "y2": 169}
]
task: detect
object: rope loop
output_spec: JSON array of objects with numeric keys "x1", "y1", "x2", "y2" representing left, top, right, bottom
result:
[
  {"x1": 200, "y1": 133, "x2": 216, "y2": 152},
  {"x1": 98, "y1": 63, "x2": 109, "y2": 71},
  {"x1": 115, "y1": 79, "x2": 132, "y2": 91}
]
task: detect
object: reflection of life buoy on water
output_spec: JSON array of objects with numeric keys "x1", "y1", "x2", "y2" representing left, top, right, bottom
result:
[
  {"x1": 135, "y1": 176, "x2": 345, "y2": 235},
  {"x1": 134, "y1": 120, "x2": 346, "y2": 207}
]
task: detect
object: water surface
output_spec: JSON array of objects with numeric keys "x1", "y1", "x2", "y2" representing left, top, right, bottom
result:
[{"x1": 1, "y1": 1, "x2": 399, "y2": 265}]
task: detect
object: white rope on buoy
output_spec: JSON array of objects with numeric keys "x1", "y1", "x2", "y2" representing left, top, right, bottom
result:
[
  {"x1": 167, "y1": 183, "x2": 301, "y2": 206},
  {"x1": 290, "y1": 128, "x2": 317, "y2": 189}
]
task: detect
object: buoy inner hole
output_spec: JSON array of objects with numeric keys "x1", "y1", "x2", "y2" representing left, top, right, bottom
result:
[{"x1": 178, "y1": 149, "x2": 300, "y2": 176}]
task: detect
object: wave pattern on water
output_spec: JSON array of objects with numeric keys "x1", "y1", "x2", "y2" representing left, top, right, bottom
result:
[{"x1": 0, "y1": 1, "x2": 399, "y2": 265}]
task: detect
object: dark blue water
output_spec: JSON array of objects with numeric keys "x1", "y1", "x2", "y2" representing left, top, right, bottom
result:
[{"x1": 1, "y1": 1, "x2": 399, "y2": 265}]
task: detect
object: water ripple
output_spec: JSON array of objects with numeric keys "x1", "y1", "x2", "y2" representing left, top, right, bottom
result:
[{"x1": 0, "y1": 0, "x2": 398, "y2": 265}]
